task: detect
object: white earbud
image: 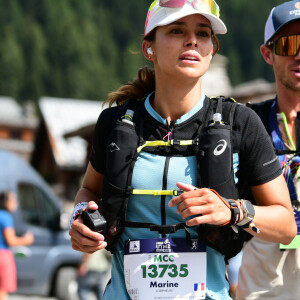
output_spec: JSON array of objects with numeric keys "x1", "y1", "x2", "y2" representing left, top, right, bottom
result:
[
  {"x1": 210, "y1": 55, "x2": 213, "y2": 61},
  {"x1": 147, "y1": 47, "x2": 153, "y2": 55}
]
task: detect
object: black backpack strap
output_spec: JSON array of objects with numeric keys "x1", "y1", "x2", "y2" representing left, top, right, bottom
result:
[
  {"x1": 194, "y1": 96, "x2": 212, "y2": 187},
  {"x1": 118, "y1": 99, "x2": 146, "y2": 223},
  {"x1": 210, "y1": 96, "x2": 237, "y2": 124},
  {"x1": 216, "y1": 96, "x2": 224, "y2": 115},
  {"x1": 195, "y1": 96, "x2": 245, "y2": 260},
  {"x1": 247, "y1": 99, "x2": 274, "y2": 134}
]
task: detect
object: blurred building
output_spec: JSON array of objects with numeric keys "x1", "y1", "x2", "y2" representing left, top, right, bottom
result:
[
  {"x1": 202, "y1": 54, "x2": 232, "y2": 97},
  {"x1": 0, "y1": 96, "x2": 38, "y2": 161},
  {"x1": 31, "y1": 97, "x2": 107, "y2": 202},
  {"x1": 231, "y1": 78, "x2": 276, "y2": 104},
  {"x1": 203, "y1": 54, "x2": 276, "y2": 104}
]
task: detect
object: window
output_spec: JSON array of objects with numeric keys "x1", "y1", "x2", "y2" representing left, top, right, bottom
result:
[
  {"x1": 37, "y1": 188, "x2": 60, "y2": 230},
  {"x1": 18, "y1": 183, "x2": 60, "y2": 230},
  {"x1": 18, "y1": 184, "x2": 40, "y2": 226}
]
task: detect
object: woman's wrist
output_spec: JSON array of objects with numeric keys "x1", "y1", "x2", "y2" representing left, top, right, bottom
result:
[{"x1": 69, "y1": 202, "x2": 88, "y2": 229}]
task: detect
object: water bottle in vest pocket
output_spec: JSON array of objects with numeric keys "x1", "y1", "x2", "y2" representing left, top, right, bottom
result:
[{"x1": 198, "y1": 122, "x2": 235, "y2": 198}]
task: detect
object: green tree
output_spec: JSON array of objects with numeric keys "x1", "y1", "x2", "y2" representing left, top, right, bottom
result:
[
  {"x1": 220, "y1": 0, "x2": 283, "y2": 85},
  {"x1": 0, "y1": 28, "x2": 24, "y2": 99},
  {"x1": 0, "y1": 0, "x2": 287, "y2": 102}
]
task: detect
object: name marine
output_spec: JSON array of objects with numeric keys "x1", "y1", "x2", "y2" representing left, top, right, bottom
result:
[{"x1": 150, "y1": 281, "x2": 179, "y2": 288}]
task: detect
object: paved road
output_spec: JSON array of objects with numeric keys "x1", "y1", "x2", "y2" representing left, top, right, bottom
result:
[
  {"x1": 9, "y1": 293, "x2": 97, "y2": 300},
  {"x1": 9, "y1": 296, "x2": 56, "y2": 300}
]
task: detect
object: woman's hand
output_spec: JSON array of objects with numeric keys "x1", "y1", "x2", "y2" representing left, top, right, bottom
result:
[
  {"x1": 69, "y1": 201, "x2": 107, "y2": 254},
  {"x1": 23, "y1": 231, "x2": 34, "y2": 245},
  {"x1": 168, "y1": 182, "x2": 231, "y2": 227}
]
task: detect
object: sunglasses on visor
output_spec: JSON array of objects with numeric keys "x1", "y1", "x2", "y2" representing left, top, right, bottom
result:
[
  {"x1": 159, "y1": 0, "x2": 220, "y2": 17},
  {"x1": 267, "y1": 34, "x2": 300, "y2": 56}
]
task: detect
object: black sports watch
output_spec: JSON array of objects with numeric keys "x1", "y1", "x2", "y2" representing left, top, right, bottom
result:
[
  {"x1": 237, "y1": 199, "x2": 260, "y2": 234},
  {"x1": 227, "y1": 199, "x2": 240, "y2": 226}
]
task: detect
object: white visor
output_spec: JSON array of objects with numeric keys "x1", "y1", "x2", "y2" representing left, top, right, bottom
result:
[{"x1": 145, "y1": 0, "x2": 227, "y2": 36}]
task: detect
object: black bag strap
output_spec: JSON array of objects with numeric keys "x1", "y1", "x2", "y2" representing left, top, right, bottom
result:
[{"x1": 247, "y1": 99, "x2": 274, "y2": 134}]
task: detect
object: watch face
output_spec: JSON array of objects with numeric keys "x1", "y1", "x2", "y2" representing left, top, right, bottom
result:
[{"x1": 244, "y1": 200, "x2": 255, "y2": 216}]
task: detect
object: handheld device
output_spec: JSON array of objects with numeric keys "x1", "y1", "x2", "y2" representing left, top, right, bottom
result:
[{"x1": 79, "y1": 209, "x2": 107, "y2": 234}]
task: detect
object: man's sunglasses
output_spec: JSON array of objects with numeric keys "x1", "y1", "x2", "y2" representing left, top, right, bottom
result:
[
  {"x1": 267, "y1": 34, "x2": 300, "y2": 56},
  {"x1": 158, "y1": 0, "x2": 220, "y2": 17}
]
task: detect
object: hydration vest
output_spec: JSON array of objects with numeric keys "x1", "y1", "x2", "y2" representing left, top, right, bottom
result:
[
  {"x1": 248, "y1": 99, "x2": 300, "y2": 204},
  {"x1": 100, "y1": 96, "x2": 249, "y2": 261}
]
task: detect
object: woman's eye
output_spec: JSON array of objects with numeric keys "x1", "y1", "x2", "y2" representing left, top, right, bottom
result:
[
  {"x1": 197, "y1": 31, "x2": 209, "y2": 37},
  {"x1": 170, "y1": 28, "x2": 182, "y2": 34}
]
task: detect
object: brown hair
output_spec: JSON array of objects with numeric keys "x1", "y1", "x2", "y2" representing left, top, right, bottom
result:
[
  {"x1": 105, "y1": 30, "x2": 220, "y2": 107},
  {"x1": 0, "y1": 190, "x2": 10, "y2": 211},
  {"x1": 105, "y1": 66, "x2": 155, "y2": 107}
]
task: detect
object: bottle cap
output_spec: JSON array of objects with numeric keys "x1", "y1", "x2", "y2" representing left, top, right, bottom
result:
[{"x1": 213, "y1": 113, "x2": 222, "y2": 122}]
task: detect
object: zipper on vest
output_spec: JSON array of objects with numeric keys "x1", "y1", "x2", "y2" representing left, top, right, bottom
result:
[
  {"x1": 161, "y1": 121, "x2": 175, "y2": 237},
  {"x1": 161, "y1": 157, "x2": 170, "y2": 238}
]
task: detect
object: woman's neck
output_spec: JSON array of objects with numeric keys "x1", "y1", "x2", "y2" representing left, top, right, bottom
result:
[{"x1": 152, "y1": 76, "x2": 203, "y2": 122}]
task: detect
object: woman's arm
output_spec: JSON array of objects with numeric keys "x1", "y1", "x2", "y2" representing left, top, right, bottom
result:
[
  {"x1": 169, "y1": 175, "x2": 297, "y2": 245},
  {"x1": 69, "y1": 162, "x2": 107, "y2": 253},
  {"x1": 74, "y1": 162, "x2": 103, "y2": 206},
  {"x1": 4, "y1": 228, "x2": 34, "y2": 247}
]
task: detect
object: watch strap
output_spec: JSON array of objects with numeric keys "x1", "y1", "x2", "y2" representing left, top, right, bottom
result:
[
  {"x1": 209, "y1": 189, "x2": 240, "y2": 226},
  {"x1": 227, "y1": 199, "x2": 240, "y2": 226}
]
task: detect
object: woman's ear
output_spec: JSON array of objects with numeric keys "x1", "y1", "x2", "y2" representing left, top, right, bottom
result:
[
  {"x1": 142, "y1": 40, "x2": 155, "y2": 61},
  {"x1": 260, "y1": 44, "x2": 273, "y2": 65}
]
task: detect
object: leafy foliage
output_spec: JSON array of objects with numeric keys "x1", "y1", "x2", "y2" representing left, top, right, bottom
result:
[{"x1": 0, "y1": 0, "x2": 284, "y2": 102}]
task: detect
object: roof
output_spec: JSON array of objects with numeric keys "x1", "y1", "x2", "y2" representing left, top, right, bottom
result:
[
  {"x1": 232, "y1": 78, "x2": 276, "y2": 98},
  {"x1": 231, "y1": 78, "x2": 276, "y2": 103},
  {"x1": 202, "y1": 54, "x2": 232, "y2": 97},
  {"x1": 0, "y1": 96, "x2": 37, "y2": 127},
  {"x1": 0, "y1": 96, "x2": 22, "y2": 119},
  {"x1": 39, "y1": 97, "x2": 107, "y2": 169}
]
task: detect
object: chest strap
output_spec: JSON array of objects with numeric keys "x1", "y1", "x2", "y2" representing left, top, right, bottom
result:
[
  {"x1": 123, "y1": 220, "x2": 193, "y2": 247},
  {"x1": 132, "y1": 189, "x2": 183, "y2": 196},
  {"x1": 137, "y1": 139, "x2": 197, "y2": 153}
]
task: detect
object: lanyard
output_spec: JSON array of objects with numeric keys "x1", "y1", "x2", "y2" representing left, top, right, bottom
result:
[{"x1": 269, "y1": 100, "x2": 300, "y2": 201}]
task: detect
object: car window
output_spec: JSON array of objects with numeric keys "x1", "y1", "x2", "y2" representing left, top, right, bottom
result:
[
  {"x1": 37, "y1": 188, "x2": 60, "y2": 229},
  {"x1": 18, "y1": 183, "x2": 40, "y2": 226},
  {"x1": 18, "y1": 183, "x2": 60, "y2": 230}
]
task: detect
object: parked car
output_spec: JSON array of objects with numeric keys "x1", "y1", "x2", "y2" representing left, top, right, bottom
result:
[{"x1": 0, "y1": 149, "x2": 83, "y2": 300}]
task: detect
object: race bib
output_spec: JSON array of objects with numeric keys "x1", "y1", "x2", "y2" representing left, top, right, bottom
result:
[{"x1": 124, "y1": 237, "x2": 206, "y2": 300}]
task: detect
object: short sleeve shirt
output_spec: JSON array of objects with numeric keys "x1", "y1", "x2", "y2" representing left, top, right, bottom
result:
[{"x1": 0, "y1": 210, "x2": 13, "y2": 249}]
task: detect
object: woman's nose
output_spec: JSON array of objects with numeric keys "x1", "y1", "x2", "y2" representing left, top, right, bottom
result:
[{"x1": 184, "y1": 34, "x2": 198, "y2": 48}]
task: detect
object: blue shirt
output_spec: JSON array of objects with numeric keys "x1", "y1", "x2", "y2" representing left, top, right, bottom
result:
[{"x1": 0, "y1": 210, "x2": 13, "y2": 249}]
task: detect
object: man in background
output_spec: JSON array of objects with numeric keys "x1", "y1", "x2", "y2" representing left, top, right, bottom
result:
[
  {"x1": 236, "y1": 1, "x2": 300, "y2": 299},
  {"x1": 77, "y1": 250, "x2": 111, "y2": 300}
]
